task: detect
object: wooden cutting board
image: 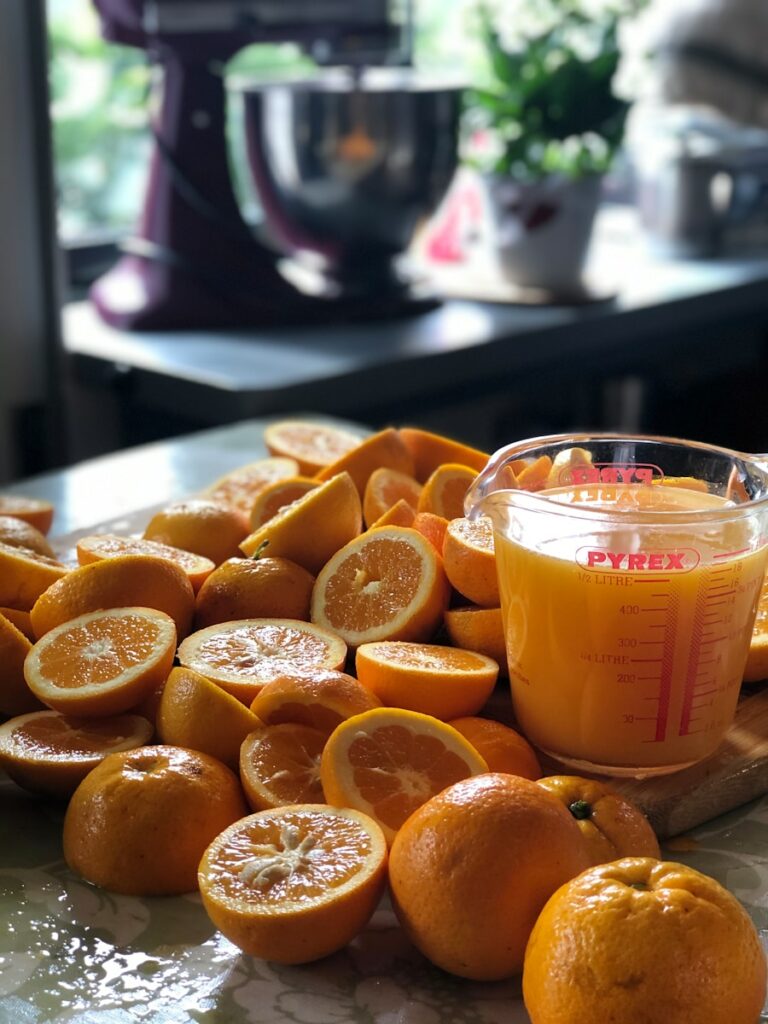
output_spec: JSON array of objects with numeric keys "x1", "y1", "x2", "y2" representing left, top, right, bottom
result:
[{"x1": 487, "y1": 685, "x2": 768, "y2": 839}]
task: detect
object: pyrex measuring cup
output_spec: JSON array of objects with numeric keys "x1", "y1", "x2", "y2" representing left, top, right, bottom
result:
[{"x1": 465, "y1": 434, "x2": 768, "y2": 778}]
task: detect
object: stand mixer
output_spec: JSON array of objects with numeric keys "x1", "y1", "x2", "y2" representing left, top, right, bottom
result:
[{"x1": 91, "y1": 0, "x2": 463, "y2": 329}]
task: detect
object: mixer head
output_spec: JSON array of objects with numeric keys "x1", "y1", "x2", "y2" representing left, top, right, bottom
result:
[{"x1": 94, "y1": 0, "x2": 413, "y2": 66}]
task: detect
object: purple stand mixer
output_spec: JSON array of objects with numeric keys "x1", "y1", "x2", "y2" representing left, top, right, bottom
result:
[{"x1": 90, "y1": 0, "x2": 463, "y2": 330}]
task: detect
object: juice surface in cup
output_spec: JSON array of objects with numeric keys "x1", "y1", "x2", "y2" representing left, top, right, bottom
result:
[{"x1": 494, "y1": 483, "x2": 768, "y2": 776}]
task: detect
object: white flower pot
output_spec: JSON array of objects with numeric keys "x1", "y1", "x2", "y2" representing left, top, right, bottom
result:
[{"x1": 486, "y1": 174, "x2": 602, "y2": 296}]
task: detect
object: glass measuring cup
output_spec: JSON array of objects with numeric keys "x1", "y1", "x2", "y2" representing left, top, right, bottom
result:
[{"x1": 465, "y1": 434, "x2": 768, "y2": 778}]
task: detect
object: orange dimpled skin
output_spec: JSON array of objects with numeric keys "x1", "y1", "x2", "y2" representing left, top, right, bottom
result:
[
  {"x1": 75, "y1": 534, "x2": 215, "y2": 592},
  {"x1": 143, "y1": 500, "x2": 250, "y2": 566},
  {"x1": 194, "y1": 556, "x2": 315, "y2": 629},
  {"x1": 0, "y1": 542, "x2": 69, "y2": 612},
  {"x1": 448, "y1": 716, "x2": 541, "y2": 779},
  {"x1": 523, "y1": 858, "x2": 768, "y2": 1024},
  {"x1": 537, "y1": 775, "x2": 660, "y2": 866},
  {"x1": 314, "y1": 428, "x2": 414, "y2": 495},
  {"x1": 0, "y1": 611, "x2": 40, "y2": 716},
  {"x1": 398, "y1": 428, "x2": 489, "y2": 483},
  {"x1": 388, "y1": 773, "x2": 591, "y2": 980}
]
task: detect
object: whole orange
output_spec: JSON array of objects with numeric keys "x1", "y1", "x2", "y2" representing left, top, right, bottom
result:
[
  {"x1": 523, "y1": 857, "x2": 767, "y2": 1024},
  {"x1": 63, "y1": 745, "x2": 247, "y2": 895},
  {"x1": 537, "y1": 775, "x2": 660, "y2": 866},
  {"x1": 388, "y1": 772, "x2": 590, "y2": 979}
]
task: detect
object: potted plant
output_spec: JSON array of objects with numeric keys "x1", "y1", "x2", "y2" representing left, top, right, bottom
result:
[{"x1": 465, "y1": 0, "x2": 645, "y2": 296}]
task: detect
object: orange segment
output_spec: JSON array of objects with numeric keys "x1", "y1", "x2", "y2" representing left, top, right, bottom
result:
[
  {"x1": 30, "y1": 554, "x2": 195, "y2": 640},
  {"x1": 198, "y1": 805, "x2": 387, "y2": 964},
  {"x1": 398, "y1": 428, "x2": 489, "y2": 482},
  {"x1": 442, "y1": 516, "x2": 499, "y2": 607},
  {"x1": 156, "y1": 666, "x2": 262, "y2": 770},
  {"x1": 24, "y1": 607, "x2": 177, "y2": 717},
  {"x1": 239, "y1": 722, "x2": 326, "y2": 810},
  {"x1": 240, "y1": 472, "x2": 362, "y2": 574},
  {"x1": 0, "y1": 541, "x2": 70, "y2": 611},
  {"x1": 362, "y1": 467, "x2": 422, "y2": 529},
  {"x1": 250, "y1": 670, "x2": 382, "y2": 737},
  {"x1": 194, "y1": 556, "x2": 315, "y2": 629},
  {"x1": 355, "y1": 642, "x2": 498, "y2": 721},
  {"x1": 264, "y1": 420, "x2": 364, "y2": 476},
  {"x1": 314, "y1": 428, "x2": 414, "y2": 496},
  {"x1": 368, "y1": 498, "x2": 416, "y2": 530},
  {"x1": 417, "y1": 463, "x2": 478, "y2": 521},
  {"x1": 448, "y1": 716, "x2": 541, "y2": 779},
  {"x1": 249, "y1": 477, "x2": 318, "y2": 529},
  {"x1": 143, "y1": 500, "x2": 250, "y2": 566},
  {"x1": 0, "y1": 710, "x2": 153, "y2": 798},
  {"x1": 444, "y1": 605, "x2": 507, "y2": 670},
  {"x1": 177, "y1": 618, "x2": 347, "y2": 705},
  {"x1": 0, "y1": 611, "x2": 41, "y2": 716},
  {"x1": 0, "y1": 515, "x2": 55, "y2": 558},
  {"x1": 311, "y1": 526, "x2": 449, "y2": 647},
  {"x1": 202, "y1": 457, "x2": 300, "y2": 516},
  {"x1": 75, "y1": 534, "x2": 215, "y2": 592},
  {"x1": 0, "y1": 495, "x2": 54, "y2": 534},
  {"x1": 320, "y1": 707, "x2": 488, "y2": 843},
  {"x1": 64, "y1": 745, "x2": 247, "y2": 896}
]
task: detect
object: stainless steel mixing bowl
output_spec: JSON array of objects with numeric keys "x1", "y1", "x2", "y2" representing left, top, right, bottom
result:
[{"x1": 232, "y1": 69, "x2": 463, "y2": 298}]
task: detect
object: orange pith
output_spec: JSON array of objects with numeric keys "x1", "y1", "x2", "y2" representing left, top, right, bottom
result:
[
  {"x1": 30, "y1": 554, "x2": 195, "y2": 640},
  {"x1": 0, "y1": 495, "x2": 54, "y2": 534},
  {"x1": 355, "y1": 641, "x2": 498, "y2": 720},
  {"x1": 320, "y1": 707, "x2": 488, "y2": 843},
  {"x1": 239, "y1": 722, "x2": 326, "y2": 809},
  {"x1": 156, "y1": 665, "x2": 262, "y2": 770},
  {"x1": 0, "y1": 541, "x2": 70, "y2": 611},
  {"x1": 249, "y1": 477, "x2": 318, "y2": 529},
  {"x1": 143, "y1": 499, "x2": 251, "y2": 565},
  {"x1": 314, "y1": 428, "x2": 414, "y2": 495},
  {"x1": 442, "y1": 516, "x2": 499, "y2": 607},
  {"x1": 362, "y1": 467, "x2": 422, "y2": 528},
  {"x1": 398, "y1": 428, "x2": 489, "y2": 482},
  {"x1": 0, "y1": 515, "x2": 55, "y2": 557},
  {"x1": 311, "y1": 526, "x2": 448, "y2": 647},
  {"x1": 24, "y1": 607, "x2": 177, "y2": 717},
  {"x1": 197, "y1": 804, "x2": 387, "y2": 964},
  {"x1": 202, "y1": 457, "x2": 300, "y2": 515},
  {"x1": 240, "y1": 471, "x2": 362, "y2": 574},
  {"x1": 249, "y1": 670, "x2": 382, "y2": 736},
  {"x1": 177, "y1": 618, "x2": 347, "y2": 704},
  {"x1": 75, "y1": 534, "x2": 215, "y2": 591},
  {"x1": 0, "y1": 710, "x2": 153, "y2": 797},
  {"x1": 194, "y1": 556, "x2": 315, "y2": 629},
  {"x1": 264, "y1": 420, "x2": 363, "y2": 476},
  {"x1": 417, "y1": 463, "x2": 478, "y2": 521},
  {"x1": 522, "y1": 858, "x2": 768, "y2": 1024}
]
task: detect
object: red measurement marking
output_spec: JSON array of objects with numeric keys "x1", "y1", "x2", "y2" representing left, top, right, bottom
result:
[
  {"x1": 679, "y1": 585, "x2": 706, "y2": 736},
  {"x1": 713, "y1": 547, "x2": 751, "y2": 559},
  {"x1": 655, "y1": 590, "x2": 679, "y2": 742},
  {"x1": 639, "y1": 640, "x2": 662, "y2": 644}
]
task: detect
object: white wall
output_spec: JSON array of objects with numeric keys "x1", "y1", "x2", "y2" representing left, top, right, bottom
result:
[{"x1": 0, "y1": 0, "x2": 62, "y2": 483}]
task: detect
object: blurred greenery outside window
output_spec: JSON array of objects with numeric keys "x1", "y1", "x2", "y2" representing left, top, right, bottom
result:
[{"x1": 48, "y1": 0, "x2": 483, "y2": 245}]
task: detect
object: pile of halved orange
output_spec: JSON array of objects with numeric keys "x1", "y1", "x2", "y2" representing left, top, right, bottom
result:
[{"x1": 0, "y1": 420, "x2": 693, "y2": 977}]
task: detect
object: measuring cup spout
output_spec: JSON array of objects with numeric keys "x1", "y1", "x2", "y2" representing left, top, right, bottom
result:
[{"x1": 464, "y1": 451, "x2": 522, "y2": 528}]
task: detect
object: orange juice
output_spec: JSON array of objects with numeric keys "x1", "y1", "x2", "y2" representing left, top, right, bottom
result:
[{"x1": 494, "y1": 484, "x2": 768, "y2": 775}]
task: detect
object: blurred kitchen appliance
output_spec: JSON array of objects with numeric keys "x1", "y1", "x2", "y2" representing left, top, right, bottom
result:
[{"x1": 90, "y1": 0, "x2": 462, "y2": 329}]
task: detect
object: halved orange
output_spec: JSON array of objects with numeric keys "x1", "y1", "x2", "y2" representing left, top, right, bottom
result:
[
  {"x1": 0, "y1": 541, "x2": 70, "y2": 611},
  {"x1": 264, "y1": 420, "x2": 364, "y2": 476},
  {"x1": 249, "y1": 477, "x2": 318, "y2": 529},
  {"x1": 311, "y1": 526, "x2": 449, "y2": 648},
  {"x1": 198, "y1": 804, "x2": 387, "y2": 964},
  {"x1": 448, "y1": 716, "x2": 541, "y2": 779},
  {"x1": 177, "y1": 618, "x2": 347, "y2": 704},
  {"x1": 156, "y1": 666, "x2": 262, "y2": 770},
  {"x1": 76, "y1": 534, "x2": 215, "y2": 592},
  {"x1": 320, "y1": 707, "x2": 488, "y2": 843},
  {"x1": 0, "y1": 515, "x2": 55, "y2": 558},
  {"x1": 0, "y1": 709, "x2": 153, "y2": 798},
  {"x1": 239, "y1": 722, "x2": 326, "y2": 810},
  {"x1": 411, "y1": 512, "x2": 449, "y2": 557},
  {"x1": 240, "y1": 472, "x2": 362, "y2": 574},
  {"x1": 0, "y1": 495, "x2": 54, "y2": 534},
  {"x1": 444, "y1": 605, "x2": 507, "y2": 670},
  {"x1": 30, "y1": 554, "x2": 195, "y2": 640},
  {"x1": 417, "y1": 464, "x2": 478, "y2": 521},
  {"x1": 362, "y1": 467, "x2": 422, "y2": 529},
  {"x1": 0, "y1": 611, "x2": 40, "y2": 716},
  {"x1": 442, "y1": 516, "x2": 499, "y2": 607},
  {"x1": 355, "y1": 641, "x2": 498, "y2": 721},
  {"x1": 143, "y1": 499, "x2": 251, "y2": 566},
  {"x1": 314, "y1": 428, "x2": 414, "y2": 496},
  {"x1": 398, "y1": 428, "x2": 489, "y2": 482},
  {"x1": 202, "y1": 457, "x2": 300, "y2": 516},
  {"x1": 0, "y1": 606, "x2": 35, "y2": 641},
  {"x1": 367, "y1": 498, "x2": 417, "y2": 531},
  {"x1": 24, "y1": 607, "x2": 177, "y2": 717},
  {"x1": 250, "y1": 670, "x2": 382, "y2": 736}
]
